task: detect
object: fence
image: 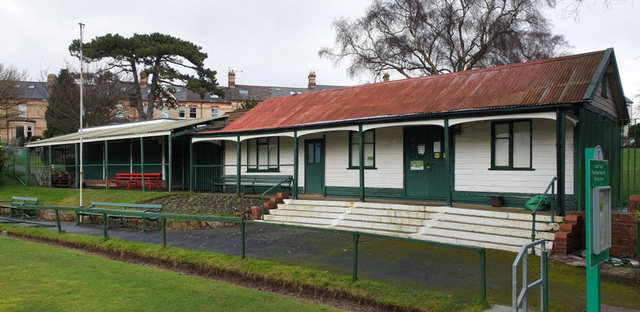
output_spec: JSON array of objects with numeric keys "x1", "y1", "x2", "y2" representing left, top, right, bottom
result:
[{"x1": 0, "y1": 204, "x2": 487, "y2": 300}]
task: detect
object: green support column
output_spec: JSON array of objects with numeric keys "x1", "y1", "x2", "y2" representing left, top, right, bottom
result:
[
  {"x1": 140, "y1": 138, "x2": 145, "y2": 191},
  {"x1": 359, "y1": 125, "x2": 365, "y2": 202},
  {"x1": 556, "y1": 109, "x2": 566, "y2": 216},
  {"x1": 48, "y1": 146, "x2": 52, "y2": 188},
  {"x1": 75, "y1": 143, "x2": 79, "y2": 189},
  {"x1": 189, "y1": 138, "x2": 194, "y2": 192},
  {"x1": 25, "y1": 147, "x2": 30, "y2": 186},
  {"x1": 104, "y1": 140, "x2": 109, "y2": 189},
  {"x1": 168, "y1": 135, "x2": 173, "y2": 193},
  {"x1": 293, "y1": 131, "x2": 299, "y2": 199},
  {"x1": 444, "y1": 119, "x2": 452, "y2": 206},
  {"x1": 236, "y1": 136, "x2": 241, "y2": 197}
]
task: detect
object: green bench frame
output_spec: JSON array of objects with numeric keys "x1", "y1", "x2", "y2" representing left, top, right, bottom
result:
[
  {"x1": 0, "y1": 196, "x2": 39, "y2": 219},
  {"x1": 76, "y1": 201, "x2": 163, "y2": 232},
  {"x1": 212, "y1": 175, "x2": 292, "y2": 194}
]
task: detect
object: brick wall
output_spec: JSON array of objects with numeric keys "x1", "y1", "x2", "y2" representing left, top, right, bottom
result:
[{"x1": 554, "y1": 196, "x2": 638, "y2": 257}]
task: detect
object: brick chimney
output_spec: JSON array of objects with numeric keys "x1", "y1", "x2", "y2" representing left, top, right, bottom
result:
[
  {"x1": 140, "y1": 71, "x2": 149, "y2": 86},
  {"x1": 229, "y1": 70, "x2": 236, "y2": 88},
  {"x1": 47, "y1": 74, "x2": 56, "y2": 86},
  {"x1": 308, "y1": 71, "x2": 316, "y2": 89},
  {"x1": 383, "y1": 72, "x2": 390, "y2": 82}
]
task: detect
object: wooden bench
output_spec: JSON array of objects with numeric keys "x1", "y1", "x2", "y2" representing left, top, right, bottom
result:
[
  {"x1": 0, "y1": 196, "x2": 39, "y2": 219},
  {"x1": 108, "y1": 173, "x2": 162, "y2": 189},
  {"x1": 212, "y1": 175, "x2": 292, "y2": 194},
  {"x1": 76, "y1": 201, "x2": 163, "y2": 232}
]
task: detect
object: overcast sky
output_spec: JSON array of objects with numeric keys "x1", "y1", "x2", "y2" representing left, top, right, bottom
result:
[{"x1": 1, "y1": 0, "x2": 638, "y2": 102}]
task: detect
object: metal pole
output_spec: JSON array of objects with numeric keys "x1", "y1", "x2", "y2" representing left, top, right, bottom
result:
[
  {"x1": 79, "y1": 23, "x2": 85, "y2": 207},
  {"x1": 55, "y1": 208, "x2": 61, "y2": 233},
  {"x1": 102, "y1": 213, "x2": 108, "y2": 238},
  {"x1": 189, "y1": 138, "x2": 194, "y2": 192},
  {"x1": 352, "y1": 233, "x2": 360, "y2": 282},
  {"x1": 556, "y1": 109, "x2": 566, "y2": 216},
  {"x1": 542, "y1": 247, "x2": 548, "y2": 312},
  {"x1": 293, "y1": 131, "x2": 298, "y2": 199}
]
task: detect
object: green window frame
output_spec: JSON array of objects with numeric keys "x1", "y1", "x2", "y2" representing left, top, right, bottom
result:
[
  {"x1": 601, "y1": 77, "x2": 608, "y2": 98},
  {"x1": 348, "y1": 130, "x2": 375, "y2": 169},
  {"x1": 247, "y1": 137, "x2": 280, "y2": 172},
  {"x1": 491, "y1": 120, "x2": 532, "y2": 170}
]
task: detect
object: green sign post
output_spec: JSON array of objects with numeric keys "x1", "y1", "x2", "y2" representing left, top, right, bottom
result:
[{"x1": 584, "y1": 146, "x2": 611, "y2": 312}]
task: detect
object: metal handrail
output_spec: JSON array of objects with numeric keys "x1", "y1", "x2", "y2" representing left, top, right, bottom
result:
[
  {"x1": 261, "y1": 177, "x2": 294, "y2": 219},
  {"x1": 531, "y1": 177, "x2": 556, "y2": 241},
  {"x1": 513, "y1": 239, "x2": 548, "y2": 312}
]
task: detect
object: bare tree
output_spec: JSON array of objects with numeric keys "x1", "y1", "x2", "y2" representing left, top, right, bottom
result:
[
  {"x1": 320, "y1": 0, "x2": 570, "y2": 79},
  {"x1": 0, "y1": 64, "x2": 28, "y2": 144}
]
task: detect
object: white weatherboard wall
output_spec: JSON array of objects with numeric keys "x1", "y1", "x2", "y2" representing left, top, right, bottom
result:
[{"x1": 455, "y1": 119, "x2": 574, "y2": 194}]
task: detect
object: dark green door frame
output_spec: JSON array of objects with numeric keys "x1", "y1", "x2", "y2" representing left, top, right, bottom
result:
[
  {"x1": 293, "y1": 131, "x2": 299, "y2": 199},
  {"x1": 304, "y1": 138, "x2": 325, "y2": 194},
  {"x1": 556, "y1": 109, "x2": 566, "y2": 215}
]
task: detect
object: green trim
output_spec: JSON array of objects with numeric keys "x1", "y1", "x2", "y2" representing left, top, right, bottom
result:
[
  {"x1": 488, "y1": 168, "x2": 535, "y2": 171},
  {"x1": 490, "y1": 119, "x2": 532, "y2": 170},
  {"x1": 246, "y1": 168, "x2": 281, "y2": 173},
  {"x1": 349, "y1": 129, "x2": 375, "y2": 169},
  {"x1": 583, "y1": 48, "x2": 613, "y2": 102},
  {"x1": 455, "y1": 191, "x2": 577, "y2": 211},
  {"x1": 347, "y1": 167, "x2": 377, "y2": 170}
]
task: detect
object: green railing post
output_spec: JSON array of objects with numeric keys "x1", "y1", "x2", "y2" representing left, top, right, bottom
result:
[
  {"x1": 162, "y1": 217, "x2": 167, "y2": 247},
  {"x1": 352, "y1": 233, "x2": 360, "y2": 282},
  {"x1": 480, "y1": 249, "x2": 486, "y2": 300},
  {"x1": 25, "y1": 147, "x2": 30, "y2": 186},
  {"x1": 241, "y1": 221, "x2": 246, "y2": 260},
  {"x1": 102, "y1": 213, "x2": 108, "y2": 238},
  {"x1": 54, "y1": 208, "x2": 62, "y2": 233},
  {"x1": 189, "y1": 138, "x2": 194, "y2": 192}
]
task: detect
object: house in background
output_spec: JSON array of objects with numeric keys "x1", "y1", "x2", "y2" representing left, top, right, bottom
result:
[
  {"x1": 191, "y1": 49, "x2": 628, "y2": 215},
  {"x1": 0, "y1": 80, "x2": 48, "y2": 146}
]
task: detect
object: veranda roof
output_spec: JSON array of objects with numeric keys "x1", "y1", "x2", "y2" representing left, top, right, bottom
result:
[
  {"x1": 26, "y1": 117, "x2": 224, "y2": 147},
  {"x1": 201, "y1": 49, "x2": 616, "y2": 135}
]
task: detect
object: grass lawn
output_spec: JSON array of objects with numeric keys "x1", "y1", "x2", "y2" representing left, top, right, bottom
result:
[{"x1": 0, "y1": 237, "x2": 344, "y2": 312}]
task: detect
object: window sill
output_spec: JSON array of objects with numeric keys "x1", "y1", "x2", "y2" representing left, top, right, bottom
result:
[{"x1": 488, "y1": 167, "x2": 535, "y2": 171}]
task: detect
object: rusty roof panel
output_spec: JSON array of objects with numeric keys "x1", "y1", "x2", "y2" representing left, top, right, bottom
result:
[{"x1": 208, "y1": 50, "x2": 605, "y2": 134}]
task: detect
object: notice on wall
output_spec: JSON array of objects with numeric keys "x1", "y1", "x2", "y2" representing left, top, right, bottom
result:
[
  {"x1": 410, "y1": 160, "x2": 424, "y2": 170},
  {"x1": 417, "y1": 144, "x2": 425, "y2": 155}
]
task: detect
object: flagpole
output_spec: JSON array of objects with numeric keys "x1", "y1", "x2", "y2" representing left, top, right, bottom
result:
[{"x1": 79, "y1": 23, "x2": 85, "y2": 207}]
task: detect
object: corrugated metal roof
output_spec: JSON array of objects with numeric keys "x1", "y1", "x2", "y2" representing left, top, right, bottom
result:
[
  {"x1": 27, "y1": 117, "x2": 223, "y2": 147},
  {"x1": 211, "y1": 50, "x2": 606, "y2": 134}
]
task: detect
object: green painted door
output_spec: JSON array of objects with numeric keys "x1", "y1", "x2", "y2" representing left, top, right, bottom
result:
[
  {"x1": 304, "y1": 139, "x2": 324, "y2": 194},
  {"x1": 404, "y1": 126, "x2": 447, "y2": 199}
]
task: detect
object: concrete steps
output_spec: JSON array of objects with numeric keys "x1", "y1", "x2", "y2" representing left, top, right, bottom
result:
[{"x1": 262, "y1": 199, "x2": 562, "y2": 253}]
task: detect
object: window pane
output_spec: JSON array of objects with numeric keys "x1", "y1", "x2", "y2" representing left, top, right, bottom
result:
[
  {"x1": 248, "y1": 140, "x2": 257, "y2": 169},
  {"x1": 315, "y1": 143, "x2": 321, "y2": 164},
  {"x1": 308, "y1": 144, "x2": 315, "y2": 163},
  {"x1": 258, "y1": 145, "x2": 268, "y2": 169},
  {"x1": 494, "y1": 139, "x2": 509, "y2": 167},
  {"x1": 513, "y1": 122, "x2": 531, "y2": 168},
  {"x1": 269, "y1": 144, "x2": 278, "y2": 167},
  {"x1": 364, "y1": 144, "x2": 374, "y2": 166},
  {"x1": 351, "y1": 144, "x2": 359, "y2": 167},
  {"x1": 364, "y1": 131, "x2": 374, "y2": 143},
  {"x1": 495, "y1": 123, "x2": 509, "y2": 139}
]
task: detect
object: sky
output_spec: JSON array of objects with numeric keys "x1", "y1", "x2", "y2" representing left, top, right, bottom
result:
[{"x1": 1, "y1": 0, "x2": 638, "y2": 103}]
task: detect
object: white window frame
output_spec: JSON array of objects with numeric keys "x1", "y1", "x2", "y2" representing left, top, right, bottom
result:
[
  {"x1": 189, "y1": 106, "x2": 197, "y2": 119},
  {"x1": 178, "y1": 106, "x2": 186, "y2": 119}
]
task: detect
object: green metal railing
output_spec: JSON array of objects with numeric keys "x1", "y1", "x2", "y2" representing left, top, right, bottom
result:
[
  {"x1": 531, "y1": 177, "x2": 556, "y2": 241},
  {"x1": 1, "y1": 204, "x2": 487, "y2": 300},
  {"x1": 260, "y1": 177, "x2": 294, "y2": 219},
  {"x1": 513, "y1": 239, "x2": 548, "y2": 312}
]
